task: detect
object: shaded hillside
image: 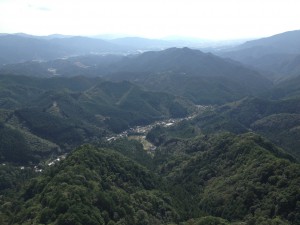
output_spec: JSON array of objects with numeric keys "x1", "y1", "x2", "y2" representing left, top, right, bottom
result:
[
  {"x1": 237, "y1": 30, "x2": 300, "y2": 54},
  {"x1": 0, "y1": 123, "x2": 35, "y2": 163},
  {"x1": 188, "y1": 97, "x2": 300, "y2": 159},
  {"x1": 0, "y1": 75, "x2": 193, "y2": 163},
  {"x1": 277, "y1": 55, "x2": 300, "y2": 78},
  {"x1": 0, "y1": 109, "x2": 61, "y2": 163},
  {"x1": 264, "y1": 74, "x2": 300, "y2": 100},
  {"x1": 1, "y1": 48, "x2": 272, "y2": 104},
  {"x1": 120, "y1": 72, "x2": 270, "y2": 104},
  {"x1": 221, "y1": 30, "x2": 300, "y2": 80},
  {"x1": 0, "y1": 75, "x2": 105, "y2": 108},
  {"x1": 109, "y1": 47, "x2": 263, "y2": 77},
  {"x1": 106, "y1": 48, "x2": 272, "y2": 104}
]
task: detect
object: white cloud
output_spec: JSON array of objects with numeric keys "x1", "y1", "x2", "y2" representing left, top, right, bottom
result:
[{"x1": 0, "y1": 0, "x2": 299, "y2": 39}]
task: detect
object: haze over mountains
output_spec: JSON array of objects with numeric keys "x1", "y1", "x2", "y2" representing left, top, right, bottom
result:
[
  {"x1": 0, "y1": 33, "x2": 204, "y2": 65},
  {"x1": 0, "y1": 43, "x2": 272, "y2": 104},
  {"x1": 0, "y1": 29, "x2": 300, "y2": 225},
  {"x1": 1, "y1": 29, "x2": 300, "y2": 82},
  {"x1": 0, "y1": 32, "x2": 249, "y2": 66},
  {"x1": 221, "y1": 30, "x2": 300, "y2": 81}
]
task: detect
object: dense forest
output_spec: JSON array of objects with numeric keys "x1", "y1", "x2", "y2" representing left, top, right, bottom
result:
[{"x1": 0, "y1": 30, "x2": 300, "y2": 225}]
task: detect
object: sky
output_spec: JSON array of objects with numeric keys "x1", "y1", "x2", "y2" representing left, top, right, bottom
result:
[{"x1": 0, "y1": 0, "x2": 299, "y2": 40}]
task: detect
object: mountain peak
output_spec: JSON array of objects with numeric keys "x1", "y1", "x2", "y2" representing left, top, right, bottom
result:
[{"x1": 163, "y1": 47, "x2": 200, "y2": 53}]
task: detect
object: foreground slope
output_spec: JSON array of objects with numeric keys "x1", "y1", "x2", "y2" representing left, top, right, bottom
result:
[
  {"x1": 153, "y1": 132, "x2": 299, "y2": 224},
  {"x1": 1, "y1": 145, "x2": 179, "y2": 225},
  {"x1": 1, "y1": 133, "x2": 299, "y2": 224}
]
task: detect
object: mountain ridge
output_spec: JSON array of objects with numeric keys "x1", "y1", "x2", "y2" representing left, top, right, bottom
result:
[
  {"x1": 220, "y1": 30, "x2": 300, "y2": 80},
  {"x1": 106, "y1": 47, "x2": 272, "y2": 104}
]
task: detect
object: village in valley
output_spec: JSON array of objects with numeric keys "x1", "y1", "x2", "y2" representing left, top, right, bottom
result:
[
  {"x1": 21, "y1": 105, "x2": 212, "y2": 172},
  {"x1": 104, "y1": 105, "x2": 211, "y2": 154}
]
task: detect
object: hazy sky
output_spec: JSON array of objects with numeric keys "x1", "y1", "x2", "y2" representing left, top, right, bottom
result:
[{"x1": 0, "y1": 0, "x2": 299, "y2": 40}]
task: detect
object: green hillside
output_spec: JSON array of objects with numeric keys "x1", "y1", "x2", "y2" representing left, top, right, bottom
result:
[
  {"x1": 0, "y1": 75, "x2": 193, "y2": 164},
  {"x1": 1, "y1": 145, "x2": 179, "y2": 225},
  {"x1": 107, "y1": 48, "x2": 272, "y2": 104},
  {"x1": 1, "y1": 47, "x2": 273, "y2": 105},
  {"x1": 186, "y1": 97, "x2": 300, "y2": 160},
  {"x1": 153, "y1": 132, "x2": 299, "y2": 224},
  {"x1": 1, "y1": 133, "x2": 298, "y2": 224}
]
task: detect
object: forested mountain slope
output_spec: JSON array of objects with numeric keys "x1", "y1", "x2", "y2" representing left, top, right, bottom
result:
[
  {"x1": 221, "y1": 30, "x2": 300, "y2": 80},
  {"x1": 1, "y1": 47, "x2": 272, "y2": 104},
  {"x1": 106, "y1": 48, "x2": 272, "y2": 104},
  {"x1": 0, "y1": 75, "x2": 193, "y2": 164},
  {"x1": 1, "y1": 134, "x2": 299, "y2": 224}
]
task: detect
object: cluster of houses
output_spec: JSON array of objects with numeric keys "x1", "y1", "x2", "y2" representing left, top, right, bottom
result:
[{"x1": 105, "y1": 118, "x2": 184, "y2": 142}]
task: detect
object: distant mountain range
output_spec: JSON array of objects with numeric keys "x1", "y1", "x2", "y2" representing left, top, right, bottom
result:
[
  {"x1": 221, "y1": 30, "x2": 300, "y2": 80},
  {"x1": 2, "y1": 29, "x2": 300, "y2": 81},
  {"x1": 0, "y1": 47, "x2": 272, "y2": 104},
  {"x1": 0, "y1": 34, "x2": 201, "y2": 65},
  {"x1": 0, "y1": 32, "x2": 254, "y2": 65},
  {"x1": 0, "y1": 34, "x2": 127, "y2": 65},
  {"x1": 1, "y1": 29, "x2": 300, "y2": 105},
  {"x1": 104, "y1": 47, "x2": 272, "y2": 104}
]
